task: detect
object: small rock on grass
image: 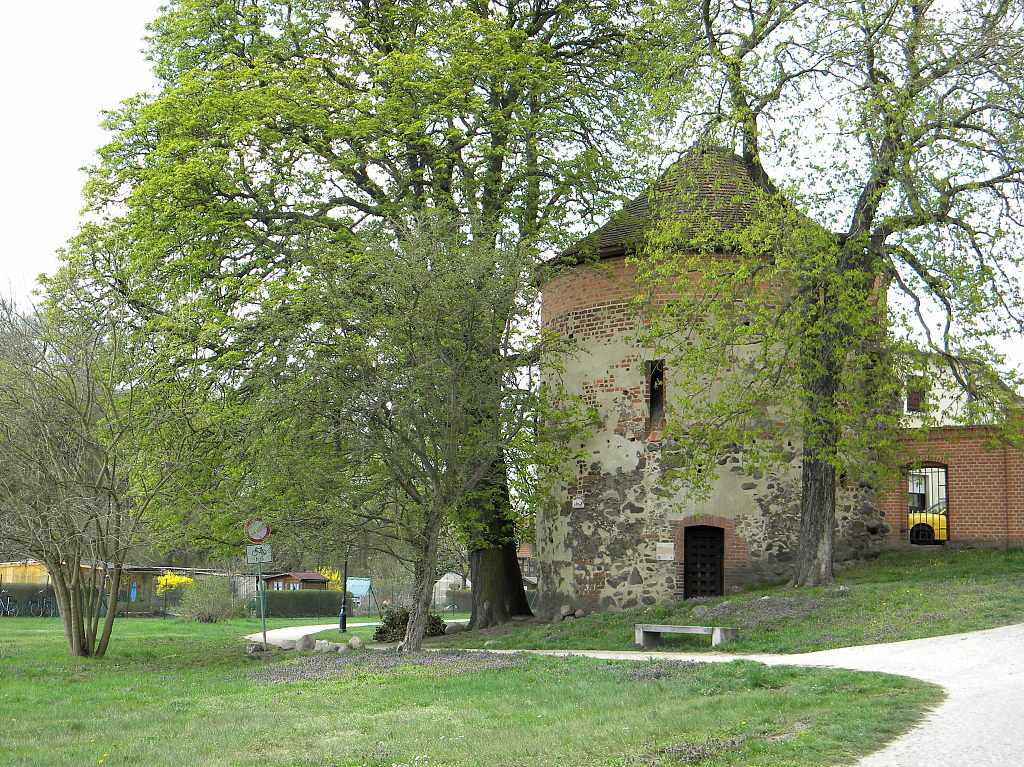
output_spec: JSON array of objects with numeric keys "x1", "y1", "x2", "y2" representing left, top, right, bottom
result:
[
  {"x1": 348, "y1": 636, "x2": 365, "y2": 650},
  {"x1": 445, "y1": 622, "x2": 467, "y2": 635},
  {"x1": 246, "y1": 642, "x2": 267, "y2": 654},
  {"x1": 559, "y1": 604, "x2": 575, "y2": 617},
  {"x1": 278, "y1": 639, "x2": 297, "y2": 651},
  {"x1": 298, "y1": 634, "x2": 316, "y2": 651}
]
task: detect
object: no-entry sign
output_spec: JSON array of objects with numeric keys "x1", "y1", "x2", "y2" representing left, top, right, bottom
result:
[{"x1": 245, "y1": 518, "x2": 271, "y2": 543}]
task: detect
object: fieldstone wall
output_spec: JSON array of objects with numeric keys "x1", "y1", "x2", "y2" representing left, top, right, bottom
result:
[{"x1": 537, "y1": 255, "x2": 889, "y2": 619}]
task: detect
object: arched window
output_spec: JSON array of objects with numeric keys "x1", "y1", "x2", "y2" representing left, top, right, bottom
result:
[{"x1": 906, "y1": 463, "x2": 948, "y2": 544}]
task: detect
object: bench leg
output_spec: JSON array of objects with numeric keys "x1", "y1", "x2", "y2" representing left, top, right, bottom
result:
[
  {"x1": 711, "y1": 627, "x2": 739, "y2": 646},
  {"x1": 635, "y1": 627, "x2": 660, "y2": 649}
]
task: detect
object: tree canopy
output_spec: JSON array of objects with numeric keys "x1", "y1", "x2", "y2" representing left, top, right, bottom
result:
[
  {"x1": 635, "y1": 0, "x2": 1024, "y2": 585},
  {"x1": 55, "y1": 0, "x2": 660, "y2": 625}
]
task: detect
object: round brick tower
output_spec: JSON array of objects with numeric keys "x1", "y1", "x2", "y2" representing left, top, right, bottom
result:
[{"x1": 535, "y1": 147, "x2": 886, "y2": 619}]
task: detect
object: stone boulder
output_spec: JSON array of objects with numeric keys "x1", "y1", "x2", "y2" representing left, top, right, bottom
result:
[
  {"x1": 559, "y1": 604, "x2": 575, "y2": 617},
  {"x1": 348, "y1": 635, "x2": 365, "y2": 651},
  {"x1": 297, "y1": 634, "x2": 316, "y2": 651},
  {"x1": 278, "y1": 639, "x2": 297, "y2": 651},
  {"x1": 445, "y1": 622, "x2": 467, "y2": 635}
]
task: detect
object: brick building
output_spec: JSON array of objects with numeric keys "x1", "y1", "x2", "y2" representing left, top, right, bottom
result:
[
  {"x1": 880, "y1": 427, "x2": 1024, "y2": 548},
  {"x1": 535, "y1": 146, "x2": 1024, "y2": 620}
]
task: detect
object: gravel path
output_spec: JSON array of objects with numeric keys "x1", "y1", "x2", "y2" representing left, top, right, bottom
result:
[
  {"x1": 244, "y1": 622, "x2": 363, "y2": 643},
  {"x1": 244, "y1": 618, "x2": 470, "y2": 645},
  {"x1": 246, "y1": 620, "x2": 1024, "y2": 765}
]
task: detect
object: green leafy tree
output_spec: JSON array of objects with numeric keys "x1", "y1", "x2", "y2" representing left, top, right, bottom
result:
[
  {"x1": 294, "y1": 214, "x2": 574, "y2": 649},
  {"x1": 58, "y1": 0, "x2": 658, "y2": 626},
  {"x1": 636, "y1": 0, "x2": 1024, "y2": 585}
]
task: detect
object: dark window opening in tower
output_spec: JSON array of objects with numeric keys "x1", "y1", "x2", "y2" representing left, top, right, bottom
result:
[
  {"x1": 647, "y1": 359, "x2": 665, "y2": 430},
  {"x1": 906, "y1": 378, "x2": 925, "y2": 412}
]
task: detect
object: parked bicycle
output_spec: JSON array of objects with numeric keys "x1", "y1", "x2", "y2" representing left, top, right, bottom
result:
[
  {"x1": 28, "y1": 590, "x2": 57, "y2": 618},
  {"x1": 0, "y1": 590, "x2": 19, "y2": 617}
]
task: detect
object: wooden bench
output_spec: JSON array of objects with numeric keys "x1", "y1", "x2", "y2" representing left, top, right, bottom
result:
[{"x1": 634, "y1": 623, "x2": 739, "y2": 648}]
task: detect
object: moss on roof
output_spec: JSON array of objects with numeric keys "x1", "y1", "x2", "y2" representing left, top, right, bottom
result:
[{"x1": 562, "y1": 146, "x2": 772, "y2": 261}]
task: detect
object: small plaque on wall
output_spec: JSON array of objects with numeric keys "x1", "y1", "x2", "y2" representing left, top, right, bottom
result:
[
  {"x1": 572, "y1": 495, "x2": 585, "y2": 509},
  {"x1": 655, "y1": 541, "x2": 675, "y2": 561}
]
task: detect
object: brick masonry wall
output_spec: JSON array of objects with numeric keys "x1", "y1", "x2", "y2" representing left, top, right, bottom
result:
[
  {"x1": 537, "y1": 255, "x2": 889, "y2": 618},
  {"x1": 880, "y1": 427, "x2": 1024, "y2": 547}
]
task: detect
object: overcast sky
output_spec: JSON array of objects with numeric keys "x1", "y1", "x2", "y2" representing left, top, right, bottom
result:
[
  {"x1": 2, "y1": 2, "x2": 1019, "y2": 375},
  {"x1": 0, "y1": 1, "x2": 164, "y2": 304}
]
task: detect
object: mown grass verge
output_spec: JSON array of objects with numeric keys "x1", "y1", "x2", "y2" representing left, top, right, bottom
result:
[
  {"x1": 0, "y1": 617, "x2": 938, "y2": 766},
  {"x1": 436, "y1": 547, "x2": 1024, "y2": 654}
]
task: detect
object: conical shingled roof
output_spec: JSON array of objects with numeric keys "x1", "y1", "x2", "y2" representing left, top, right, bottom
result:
[{"x1": 562, "y1": 146, "x2": 769, "y2": 260}]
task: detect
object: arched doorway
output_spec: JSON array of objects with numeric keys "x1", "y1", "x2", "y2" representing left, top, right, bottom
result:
[
  {"x1": 684, "y1": 525, "x2": 724, "y2": 598},
  {"x1": 907, "y1": 464, "x2": 949, "y2": 544}
]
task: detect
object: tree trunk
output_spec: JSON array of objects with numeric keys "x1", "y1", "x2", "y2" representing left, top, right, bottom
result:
[
  {"x1": 399, "y1": 510, "x2": 444, "y2": 653},
  {"x1": 791, "y1": 293, "x2": 841, "y2": 588},
  {"x1": 467, "y1": 458, "x2": 532, "y2": 629},
  {"x1": 43, "y1": 557, "x2": 120, "y2": 658},
  {"x1": 94, "y1": 566, "x2": 122, "y2": 658},
  {"x1": 469, "y1": 540, "x2": 532, "y2": 628},
  {"x1": 792, "y1": 452, "x2": 836, "y2": 587}
]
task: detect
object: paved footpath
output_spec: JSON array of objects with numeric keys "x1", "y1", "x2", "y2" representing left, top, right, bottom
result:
[
  {"x1": 245, "y1": 618, "x2": 470, "y2": 645},
  {"x1": 249, "y1": 621, "x2": 1024, "y2": 766},
  {"x1": 245, "y1": 622, "x2": 367, "y2": 643}
]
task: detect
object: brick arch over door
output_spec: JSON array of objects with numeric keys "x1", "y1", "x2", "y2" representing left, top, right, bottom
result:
[{"x1": 668, "y1": 515, "x2": 751, "y2": 598}]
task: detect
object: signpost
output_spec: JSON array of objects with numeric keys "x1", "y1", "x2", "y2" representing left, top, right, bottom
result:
[
  {"x1": 338, "y1": 557, "x2": 349, "y2": 634},
  {"x1": 245, "y1": 519, "x2": 271, "y2": 648}
]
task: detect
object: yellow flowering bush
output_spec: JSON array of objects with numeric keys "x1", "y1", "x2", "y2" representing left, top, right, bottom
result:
[
  {"x1": 319, "y1": 567, "x2": 342, "y2": 591},
  {"x1": 156, "y1": 571, "x2": 194, "y2": 596}
]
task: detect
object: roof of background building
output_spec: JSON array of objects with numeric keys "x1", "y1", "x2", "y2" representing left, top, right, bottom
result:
[{"x1": 269, "y1": 572, "x2": 329, "y2": 582}]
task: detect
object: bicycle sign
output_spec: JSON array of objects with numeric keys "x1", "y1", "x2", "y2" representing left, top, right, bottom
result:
[{"x1": 246, "y1": 544, "x2": 273, "y2": 564}]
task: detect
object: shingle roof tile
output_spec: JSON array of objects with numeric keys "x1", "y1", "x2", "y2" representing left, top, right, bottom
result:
[{"x1": 563, "y1": 146, "x2": 767, "y2": 259}]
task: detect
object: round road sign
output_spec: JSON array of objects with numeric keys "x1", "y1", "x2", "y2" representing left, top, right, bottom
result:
[{"x1": 245, "y1": 518, "x2": 271, "y2": 544}]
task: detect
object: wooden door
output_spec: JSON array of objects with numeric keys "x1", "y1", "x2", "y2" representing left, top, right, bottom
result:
[{"x1": 684, "y1": 525, "x2": 724, "y2": 598}]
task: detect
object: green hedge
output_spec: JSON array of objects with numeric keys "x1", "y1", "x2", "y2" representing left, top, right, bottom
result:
[
  {"x1": 444, "y1": 588, "x2": 535, "y2": 612},
  {"x1": 255, "y1": 590, "x2": 354, "y2": 618},
  {"x1": 447, "y1": 588, "x2": 473, "y2": 611}
]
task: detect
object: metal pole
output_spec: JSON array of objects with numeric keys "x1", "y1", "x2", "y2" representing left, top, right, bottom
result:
[
  {"x1": 258, "y1": 562, "x2": 267, "y2": 648},
  {"x1": 339, "y1": 557, "x2": 349, "y2": 633}
]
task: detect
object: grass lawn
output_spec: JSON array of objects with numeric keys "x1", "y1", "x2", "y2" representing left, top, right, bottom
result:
[
  {"x1": 436, "y1": 547, "x2": 1024, "y2": 654},
  {"x1": 0, "y1": 617, "x2": 938, "y2": 767},
  {"x1": 311, "y1": 623, "x2": 380, "y2": 643}
]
